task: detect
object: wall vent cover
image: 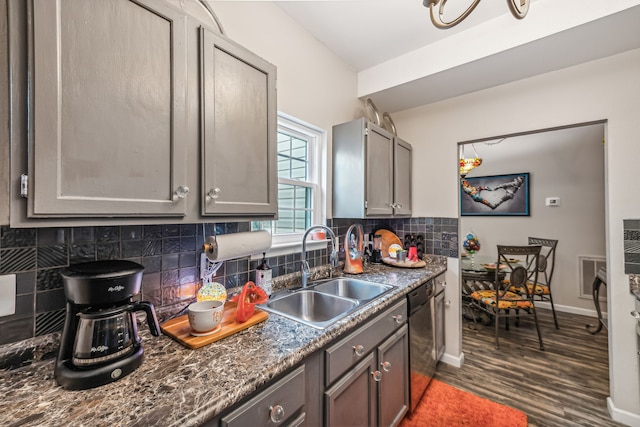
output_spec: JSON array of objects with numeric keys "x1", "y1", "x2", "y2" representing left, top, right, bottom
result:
[{"x1": 578, "y1": 255, "x2": 606, "y2": 300}]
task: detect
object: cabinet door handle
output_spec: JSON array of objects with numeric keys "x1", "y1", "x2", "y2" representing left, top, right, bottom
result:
[
  {"x1": 269, "y1": 404, "x2": 285, "y2": 423},
  {"x1": 353, "y1": 344, "x2": 365, "y2": 356},
  {"x1": 174, "y1": 185, "x2": 190, "y2": 199},
  {"x1": 207, "y1": 187, "x2": 221, "y2": 199},
  {"x1": 396, "y1": 203, "x2": 402, "y2": 209},
  {"x1": 392, "y1": 314, "x2": 403, "y2": 323},
  {"x1": 371, "y1": 370, "x2": 382, "y2": 382},
  {"x1": 631, "y1": 311, "x2": 640, "y2": 319},
  {"x1": 445, "y1": 299, "x2": 451, "y2": 307},
  {"x1": 381, "y1": 361, "x2": 391, "y2": 372}
]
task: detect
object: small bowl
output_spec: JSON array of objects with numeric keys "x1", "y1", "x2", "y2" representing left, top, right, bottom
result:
[{"x1": 188, "y1": 300, "x2": 225, "y2": 336}]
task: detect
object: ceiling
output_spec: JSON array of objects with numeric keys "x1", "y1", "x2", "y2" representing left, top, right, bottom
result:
[
  {"x1": 274, "y1": 0, "x2": 640, "y2": 113},
  {"x1": 275, "y1": 0, "x2": 517, "y2": 71}
]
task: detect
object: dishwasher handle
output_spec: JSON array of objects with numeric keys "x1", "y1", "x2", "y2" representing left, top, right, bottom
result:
[{"x1": 407, "y1": 281, "x2": 435, "y2": 315}]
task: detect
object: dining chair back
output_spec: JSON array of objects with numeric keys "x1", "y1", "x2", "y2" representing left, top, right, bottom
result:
[
  {"x1": 469, "y1": 244, "x2": 544, "y2": 350},
  {"x1": 528, "y1": 237, "x2": 559, "y2": 328}
]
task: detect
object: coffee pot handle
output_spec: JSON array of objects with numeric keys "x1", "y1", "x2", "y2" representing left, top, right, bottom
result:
[{"x1": 131, "y1": 301, "x2": 161, "y2": 336}]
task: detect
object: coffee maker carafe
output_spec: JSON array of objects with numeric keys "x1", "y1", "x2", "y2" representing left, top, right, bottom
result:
[{"x1": 55, "y1": 260, "x2": 160, "y2": 390}]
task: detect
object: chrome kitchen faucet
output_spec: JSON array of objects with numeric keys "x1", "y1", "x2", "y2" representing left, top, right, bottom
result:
[{"x1": 301, "y1": 225, "x2": 338, "y2": 288}]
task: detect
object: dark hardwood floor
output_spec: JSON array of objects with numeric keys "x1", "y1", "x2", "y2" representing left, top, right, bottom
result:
[{"x1": 435, "y1": 308, "x2": 627, "y2": 426}]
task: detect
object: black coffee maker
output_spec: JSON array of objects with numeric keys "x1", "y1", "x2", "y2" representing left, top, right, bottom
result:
[{"x1": 55, "y1": 260, "x2": 160, "y2": 390}]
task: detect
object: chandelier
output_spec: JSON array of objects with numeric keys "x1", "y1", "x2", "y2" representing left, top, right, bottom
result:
[
  {"x1": 459, "y1": 144, "x2": 482, "y2": 177},
  {"x1": 423, "y1": 0, "x2": 530, "y2": 29}
]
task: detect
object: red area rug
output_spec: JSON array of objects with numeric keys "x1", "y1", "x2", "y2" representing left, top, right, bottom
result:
[{"x1": 400, "y1": 379, "x2": 528, "y2": 427}]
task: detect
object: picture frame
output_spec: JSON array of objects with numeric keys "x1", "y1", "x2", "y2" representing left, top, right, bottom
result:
[{"x1": 460, "y1": 172, "x2": 530, "y2": 216}]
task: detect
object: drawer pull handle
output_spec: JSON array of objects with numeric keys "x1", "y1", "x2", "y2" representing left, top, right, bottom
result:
[
  {"x1": 392, "y1": 314, "x2": 403, "y2": 323},
  {"x1": 269, "y1": 405, "x2": 285, "y2": 423},
  {"x1": 631, "y1": 311, "x2": 640, "y2": 319},
  {"x1": 353, "y1": 344, "x2": 365, "y2": 356},
  {"x1": 371, "y1": 370, "x2": 382, "y2": 382},
  {"x1": 381, "y1": 361, "x2": 391, "y2": 372}
]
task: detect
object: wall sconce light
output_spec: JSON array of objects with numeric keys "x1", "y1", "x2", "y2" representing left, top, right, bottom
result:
[{"x1": 423, "y1": 0, "x2": 530, "y2": 29}]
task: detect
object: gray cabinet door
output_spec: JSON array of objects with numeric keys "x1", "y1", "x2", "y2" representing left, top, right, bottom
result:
[
  {"x1": 324, "y1": 352, "x2": 377, "y2": 427},
  {"x1": 365, "y1": 124, "x2": 394, "y2": 217},
  {"x1": 393, "y1": 137, "x2": 412, "y2": 216},
  {"x1": 29, "y1": 0, "x2": 188, "y2": 217},
  {"x1": 332, "y1": 119, "x2": 411, "y2": 219},
  {"x1": 200, "y1": 28, "x2": 277, "y2": 217},
  {"x1": 378, "y1": 325, "x2": 409, "y2": 427}
]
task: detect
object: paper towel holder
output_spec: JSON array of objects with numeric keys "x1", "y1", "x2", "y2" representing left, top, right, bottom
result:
[
  {"x1": 201, "y1": 230, "x2": 272, "y2": 263},
  {"x1": 202, "y1": 235, "x2": 220, "y2": 260}
]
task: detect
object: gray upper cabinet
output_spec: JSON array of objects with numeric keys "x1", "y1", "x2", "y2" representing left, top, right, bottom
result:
[
  {"x1": 332, "y1": 118, "x2": 412, "y2": 218},
  {"x1": 393, "y1": 137, "x2": 412, "y2": 217},
  {"x1": 200, "y1": 28, "x2": 277, "y2": 217},
  {"x1": 7, "y1": 0, "x2": 278, "y2": 226},
  {"x1": 26, "y1": 0, "x2": 188, "y2": 217}
]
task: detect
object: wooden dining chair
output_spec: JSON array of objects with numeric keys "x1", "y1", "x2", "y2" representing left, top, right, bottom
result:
[
  {"x1": 469, "y1": 245, "x2": 544, "y2": 350},
  {"x1": 507, "y1": 238, "x2": 559, "y2": 329}
]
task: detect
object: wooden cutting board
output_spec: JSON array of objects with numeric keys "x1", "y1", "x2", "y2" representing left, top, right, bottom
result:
[
  {"x1": 382, "y1": 257, "x2": 426, "y2": 269},
  {"x1": 374, "y1": 229, "x2": 403, "y2": 258},
  {"x1": 160, "y1": 301, "x2": 268, "y2": 349}
]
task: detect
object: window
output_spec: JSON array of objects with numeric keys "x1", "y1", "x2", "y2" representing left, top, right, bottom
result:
[{"x1": 252, "y1": 113, "x2": 326, "y2": 247}]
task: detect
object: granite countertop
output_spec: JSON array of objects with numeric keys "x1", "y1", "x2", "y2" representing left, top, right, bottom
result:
[{"x1": 0, "y1": 258, "x2": 446, "y2": 427}]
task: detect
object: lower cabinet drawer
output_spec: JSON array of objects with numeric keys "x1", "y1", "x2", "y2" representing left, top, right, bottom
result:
[
  {"x1": 325, "y1": 299, "x2": 407, "y2": 386},
  {"x1": 221, "y1": 365, "x2": 306, "y2": 427}
]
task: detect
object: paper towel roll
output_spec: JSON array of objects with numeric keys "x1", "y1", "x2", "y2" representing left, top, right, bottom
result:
[{"x1": 203, "y1": 230, "x2": 272, "y2": 262}]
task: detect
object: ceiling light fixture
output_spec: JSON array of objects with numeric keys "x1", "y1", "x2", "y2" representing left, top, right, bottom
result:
[
  {"x1": 423, "y1": 0, "x2": 530, "y2": 29},
  {"x1": 459, "y1": 144, "x2": 482, "y2": 177}
]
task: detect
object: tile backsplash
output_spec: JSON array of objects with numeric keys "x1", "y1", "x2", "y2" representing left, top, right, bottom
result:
[{"x1": 0, "y1": 217, "x2": 457, "y2": 346}]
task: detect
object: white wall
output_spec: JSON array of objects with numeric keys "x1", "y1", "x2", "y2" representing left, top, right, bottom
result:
[
  {"x1": 460, "y1": 124, "x2": 606, "y2": 314},
  {"x1": 394, "y1": 49, "x2": 640, "y2": 423}
]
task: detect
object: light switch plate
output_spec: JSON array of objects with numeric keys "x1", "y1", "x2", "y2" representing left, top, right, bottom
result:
[{"x1": 0, "y1": 274, "x2": 16, "y2": 317}]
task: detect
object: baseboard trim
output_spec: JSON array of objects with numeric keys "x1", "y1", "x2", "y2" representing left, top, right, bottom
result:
[
  {"x1": 440, "y1": 351, "x2": 464, "y2": 368},
  {"x1": 535, "y1": 301, "x2": 604, "y2": 319},
  {"x1": 607, "y1": 396, "x2": 640, "y2": 426}
]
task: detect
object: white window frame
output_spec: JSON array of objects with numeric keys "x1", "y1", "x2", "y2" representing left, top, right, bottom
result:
[{"x1": 253, "y1": 112, "x2": 327, "y2": 256}]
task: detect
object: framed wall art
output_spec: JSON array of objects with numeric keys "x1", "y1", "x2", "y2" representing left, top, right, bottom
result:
[{"x1": 460, "y1": 172, "x2": 530, "y2": 216}]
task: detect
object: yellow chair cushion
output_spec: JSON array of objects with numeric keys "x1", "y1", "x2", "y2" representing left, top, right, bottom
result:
[
  {"x1": 505, "y1": 280, "x2": 550, "y2": 295},
  {"x1": 470, "y1": 289, "x2": 535, "y2": 310}
]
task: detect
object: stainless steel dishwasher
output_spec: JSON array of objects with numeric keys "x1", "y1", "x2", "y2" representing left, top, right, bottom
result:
[{"x1": 407, "y1": 280, "x2": 435, "y2": 412}]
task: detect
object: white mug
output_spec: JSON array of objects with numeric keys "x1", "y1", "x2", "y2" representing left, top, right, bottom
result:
[{"x1": 188, "y1": 300, "x2": 224, "y2": 334}]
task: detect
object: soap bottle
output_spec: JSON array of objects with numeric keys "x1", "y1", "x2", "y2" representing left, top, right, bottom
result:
[{"x1": 255, "y1": 253, "x2": 272, "y2": 296}]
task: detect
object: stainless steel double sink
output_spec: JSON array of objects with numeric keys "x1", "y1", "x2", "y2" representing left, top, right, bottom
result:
[{"x1": 260, "y1": 278, "x2": 394, "y2": 329}]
